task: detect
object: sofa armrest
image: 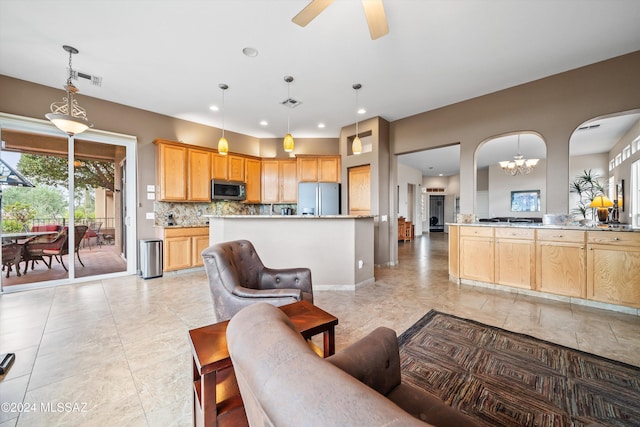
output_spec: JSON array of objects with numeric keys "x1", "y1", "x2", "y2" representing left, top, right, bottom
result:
[
  {"x1": 327, "y1": 326, "x2": 401, "y2": 395},
  {"x1": 260, "y1": 267, "x2": 312, "y2": 294},
  {"x1": 232, "y1": 285, "x2": 302, "y2": 300}
]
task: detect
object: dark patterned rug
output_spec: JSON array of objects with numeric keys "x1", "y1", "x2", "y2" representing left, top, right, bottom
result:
[{"x1": 398, "y1": 310, "x2": 640, "y2": 427}]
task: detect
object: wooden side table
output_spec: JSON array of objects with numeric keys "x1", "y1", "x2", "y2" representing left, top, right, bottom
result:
[{"x1": 188, "y1": 301, "x2": 338, "y2": 427}]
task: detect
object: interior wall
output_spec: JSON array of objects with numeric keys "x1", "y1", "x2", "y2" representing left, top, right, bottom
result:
[
  {"x1": 397, "y1": 162, "x2": 422, "y2": 235},
  {"x1": 259, "y1": 137, "x2": 339, "y2": 158},
  {"x1": 487, "y1": 159, "x2": 547, "y2": 217},
  {"x1": 391, "y1": 51, "x2": 640, "y2": 217},
  {"x1": 476, "y1": 168, "x2": 489, "y2": 191},
  {"x1": 607, "y1": 117, "x2": 640, "y2": 224},
  {"x1": 568, "y1": 153, "x2": 610, "y2": 219}
]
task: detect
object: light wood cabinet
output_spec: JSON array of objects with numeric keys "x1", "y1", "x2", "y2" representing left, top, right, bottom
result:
[
  {"x1": 187, "y1": 148, "x2": 211, "y2": 201},
  {"x1": 244, "y1": 158, "x2": 261, "y2": 203},
  {"x1": 586, "y1": 231, "x2": 640, "y2": 308},
  {"x1": 535, "y1": 229, "x2": 586, "y2": 298},
  {"x1": 211, "y1": 153, "x2": 228, "y2": 180},
  {"x1": 156, "y1": 141, "x2": 187, "y2": 201},
  {"x1": 261, "y1": 159, "x2": 297, "y2": 203},
  {"x1": 459, "y1": 226, "x2": 494, "y2": 282},
  {"x1": 297, "y1": 155, "x2": 341, "y2": 183},
  {"x1": 157, "y1": 227, "x2": 209, "y2": 271},
  {"x1": 448, "y1": 224, "x2": 459, "y2": 279},
  {"x1": 495, "y1": 227, "x2": 535, "y2": 289},
  {"x1": 211, "y1": 153, "x2": 245, "y2": 182}
]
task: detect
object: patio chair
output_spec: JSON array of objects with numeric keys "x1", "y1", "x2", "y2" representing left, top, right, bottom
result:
[
  {"x1": 84, "y1": 222, "x2": 102, "y2": 249},
  {"x1": 2, "y1": 243, "x2": 24, "y2": 278},
  {"x1": 25, "y1": 225, "x2": 88, "y2": 272}
]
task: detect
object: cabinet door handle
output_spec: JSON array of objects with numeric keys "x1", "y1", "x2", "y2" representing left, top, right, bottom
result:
[{"x1": 613, "y1": 237, "x2": 620, "y2": 241}]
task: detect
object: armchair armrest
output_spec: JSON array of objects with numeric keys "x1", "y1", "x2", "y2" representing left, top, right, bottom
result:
[
  {"x1": 232, "y1": 285, "x2": 302, "y2": 300},
  {"x1": 327, "y1": 326, "x2": 401, "y2": 396},
  {"x1": 259, "y1": 267, "x2": 312, "y2": 293}
]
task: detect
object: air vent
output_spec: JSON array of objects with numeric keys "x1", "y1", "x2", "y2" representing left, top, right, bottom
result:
[
  {"x1": 577, "y1": 124, "x2": 600, "y2": 131},
  {"x1": 70, "y1": 69, "x2": 102, "y2": 87},
  {"x1": 281, "y1": 98, "x2": 302, "y2": 108}
]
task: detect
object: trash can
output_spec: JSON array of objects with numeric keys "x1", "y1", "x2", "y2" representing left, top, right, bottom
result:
[{"x1": 139, "y1": 239, "x2": 163, "y2": 279}]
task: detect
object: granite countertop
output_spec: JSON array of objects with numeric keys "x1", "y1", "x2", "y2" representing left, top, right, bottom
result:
[
  {"x1": 447, "y1": 222, "x2": 637, "y2": 232},
  {"x1": 154, "y1": 224, "x2": 209, "y2": 229},
  {"x1": 204, "y1": 214, "x2": 375, "y2": 219}
]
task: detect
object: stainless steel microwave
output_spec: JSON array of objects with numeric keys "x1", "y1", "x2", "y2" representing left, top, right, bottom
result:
[{"x1": 211, "y1": 180, "x2": 246, "y2": 201}]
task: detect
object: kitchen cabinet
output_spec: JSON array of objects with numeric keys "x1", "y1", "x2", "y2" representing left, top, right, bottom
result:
[
  {"x1": 494, "y1": 227, "x2": 535, "y2": 289},
  {"x1": 155, "y1": 141, "x2": 187, "y2": 201},
  {"x1": 459, "y1": 226, "x2": 494, "y2": 282},
  {"x1": 244, "y1": 158, "x2": 261, "y2": 203},
  {"x1": 448, "y1": 224, "x2": 459, "y2": 279},
  {"x1": 187, "y1": 148, "x2": 212, "y2": 202},
  {"x1": 261, "y1": 159, "x2": 297, "y2": 203},
  {"x1": 536, "y1": 229, "x2": 586, "y2": 298},
  {"x1": 211, "y1": 153, "x2": 245, "y2": 182},
  {"x1": 586, "y1": 231, "x2": 640, "y2": 308},
  {"x1": 157, "y1": 227, "x2": 209, "y2": 271},
  {"x1": 297, "y1": 155, "x2": 341, "y2": 183}
]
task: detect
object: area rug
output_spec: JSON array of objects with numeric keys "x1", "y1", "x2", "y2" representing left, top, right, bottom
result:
[{"x1": 398, "y1": 310, "x2": 640, "y2": 427}]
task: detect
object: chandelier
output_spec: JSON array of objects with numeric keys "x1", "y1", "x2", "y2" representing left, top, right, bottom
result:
[
  {"x1": 45, "y1": 45, "x2": 93, "y2": 136},
  {"x1": 498, "y1": 134, "x2": 539, "y2": 175}
]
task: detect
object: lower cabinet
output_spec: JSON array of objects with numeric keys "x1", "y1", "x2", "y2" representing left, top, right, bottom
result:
[
  {"x1": 586, "y1": 231, "x2": 640, "y2": 308},
  {"x1": 535, "y1": 229, "x2": 586, "y2": 298},
  {"x1": 459, "y1": 226, "x2": 494, "y2": 282},
  {"x1": 157, "y1": 227, "x2": 209, "y2": 271},
  {"x1": 495, "y1": 227, "x2": 535, "y2": 289}
]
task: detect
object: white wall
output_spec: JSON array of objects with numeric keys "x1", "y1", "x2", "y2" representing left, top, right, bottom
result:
[
  {"x1": 397, "y1": 162, "x2": 423, "y2": 234},
  {"x1": 487, "y1": 159, "x2": 547, "y2": 217},
  {"x1": 568, "y1": 153, "x2": 610, "y2": 219},
  {"x1": 422, "y1": 175, "x2": 460, "y2": 232}
]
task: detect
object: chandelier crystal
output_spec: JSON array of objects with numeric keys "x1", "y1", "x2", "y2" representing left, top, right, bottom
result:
[
  {"x1": 499, "y1": 134, "x2": 539, "y2": 175},
  {"x1": 45, "y1": 45, "x2": 93, "y2": 136}
]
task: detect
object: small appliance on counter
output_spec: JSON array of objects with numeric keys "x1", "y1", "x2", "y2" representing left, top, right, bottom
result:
[
  {"x1": 280, "y1": 207, "x2": 293, "y2": 215},
  {"x1": 167, "y1": 212, "x2": 176, "y2": 226}
]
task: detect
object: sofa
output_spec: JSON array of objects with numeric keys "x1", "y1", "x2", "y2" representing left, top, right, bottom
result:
[
  {"x1": 202, "y1": 240, "x2": 313, "y2": 321},
  {"x1": 226, "y1": 303, "x2": 480, "y2": 427}
]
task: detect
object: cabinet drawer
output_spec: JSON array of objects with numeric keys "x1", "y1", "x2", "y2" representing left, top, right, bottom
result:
[
  {"x1": 587, "y1": 231, "x2": 640, "y2": 246},
  {"x1": 495, "y1": 227, "x2": 534, "y2": 239},
  {"x1": 163, "y1": 227, "x2": 209, "y2": 238},
  {"x1": 536, "y1": 229, "x2": 584, "y2": 243},
  {"x1": 460, "y1": 226, "x2": 493, "y2": 237}
]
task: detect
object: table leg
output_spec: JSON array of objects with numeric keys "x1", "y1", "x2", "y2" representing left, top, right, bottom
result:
[
  {"x1": 323, "y1": 326, "x2": 336, "y2": 357},
  {"x1": 202, "y1": 370, "x2": 217, "y2": 427}
]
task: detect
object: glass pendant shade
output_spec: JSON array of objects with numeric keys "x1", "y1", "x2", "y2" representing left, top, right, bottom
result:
[
  {"x1": 46, "y1": 45, "x2": 93, "y2": 136},
  {"x1": 218, "y1": 136, "x2": 229, "y2": 155},
  {"x1": 352, "y1": 136, "x2": 362, "y2": 155},
  {"x1": 283, "y1": 133, "x2": 295, "y2": 152}
]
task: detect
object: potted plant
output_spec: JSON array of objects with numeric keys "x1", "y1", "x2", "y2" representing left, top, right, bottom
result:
[{"x1": 569, "y1": 169, "x2": 605, "y2": 225}]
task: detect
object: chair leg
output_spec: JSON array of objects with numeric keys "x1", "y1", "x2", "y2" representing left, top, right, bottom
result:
[
  {"x1": 60, "y1": 256, "x2": 67, "y2": 272},
  {"x1": 76, "y1": 251, "x2": 85, "y2": 267}
]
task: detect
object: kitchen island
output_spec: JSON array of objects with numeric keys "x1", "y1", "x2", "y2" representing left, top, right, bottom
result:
[
  {"x1": 206, "y1": 215, "x2": 375, "y2": 290},
  {"x1": 449, "y1": 222, "x2": 640, "y2": 314}
]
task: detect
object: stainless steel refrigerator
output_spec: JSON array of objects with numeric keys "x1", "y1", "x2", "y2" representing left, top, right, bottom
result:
[{"x1": 298, "y1": 183, "x2": 340, "y2": 215}]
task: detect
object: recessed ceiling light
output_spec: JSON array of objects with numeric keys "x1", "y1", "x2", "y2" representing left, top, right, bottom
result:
[
  {"x1": 259, "y1": 120, "x2": 268, "y2": 126},
  {"x1": 357, "y1": 108, "x2": 366, "y2": 115},
  {"x1": 318, "y1": 123, "x2": 325, "y2": 128},
  {"x1": 209, "y1": 105, "x2": 219, "y2": 112},
  {"x1": 438, "y1": 174, "x2": 444, "y2": 176},
  {"x1": 242, "y1": 47, "x2": 259, "y2": 57}
]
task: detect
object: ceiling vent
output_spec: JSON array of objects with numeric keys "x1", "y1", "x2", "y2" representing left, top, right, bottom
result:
[
  {"x1": 281, "y1": 98, "x2": 302, "y2": 108},
  {"x1": 69, "y1": 68, "x2": 102, "y2": 87}
]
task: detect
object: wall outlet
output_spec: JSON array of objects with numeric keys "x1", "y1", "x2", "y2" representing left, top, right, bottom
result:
[
  {"x1": 358, "y1": 260, "x2": 364, "y2": 269},
  {"x1": 381, "y1": 215, "x2": 388, "y2": 222},
  {"x1": 146, "y1": 212, "x2": 155, "y2": 220}
]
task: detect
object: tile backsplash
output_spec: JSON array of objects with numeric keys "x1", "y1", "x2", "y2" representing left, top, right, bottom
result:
[{"x1": 154, "y1": 201, "x2": 297, "y2": 226}]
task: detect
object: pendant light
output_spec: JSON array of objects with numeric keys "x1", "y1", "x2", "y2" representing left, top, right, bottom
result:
[
  {"x1": 218, "y1": 83, "x2": 229, "y2": 155},
  {"x1": 283, "y1": 76, "x2": 295, "y2": 152},
  {"x1": 352, "y1": 83, "x2": 362, "y2": 155},
  {"x1": 45, "y1": 45, "x2": 94, "y2": 136}
]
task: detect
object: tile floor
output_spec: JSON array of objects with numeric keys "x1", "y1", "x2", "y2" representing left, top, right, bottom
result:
[{"x1": 1, "y1": 233, "x2": 639, "y2": 426}]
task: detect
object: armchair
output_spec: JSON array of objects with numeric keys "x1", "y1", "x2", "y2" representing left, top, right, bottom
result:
[
  {"x1": 25, "y1": 225, "x2": 88, "y2": 272},
  {"x1": 202, "y1": 240, "x2": 313, "y2": 321}
]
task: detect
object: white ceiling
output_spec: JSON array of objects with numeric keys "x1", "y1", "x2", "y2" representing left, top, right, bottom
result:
[{"x1": 1, "y1": 0, "x2": 639, "y2": 164}]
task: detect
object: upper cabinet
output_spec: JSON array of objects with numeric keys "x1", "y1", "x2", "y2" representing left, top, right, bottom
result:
[
  {"x1": 228, "y1": 155, "x2": 245, "y2": 182},
  {"x1": 245, "y1": 158, "x2": 261, "y2": 203},
  {"x1": 188, "y1": 148, "x2": 212, "y2": 202},
  {"x1": 211, "y1": 153, "x2": 245, "y2": 182},
  {"x1": 262, "y1": 159, "x2": 297, "y2": 203},
  {"x1": 211, "y1": 153, "x2": 228, "y2": 180},
  {"x1": 155, "y1": 140, "x2": 188, "y2": 201},
  {"x1": 297, "y1": 155, "x2": 341, "y2": 183}
]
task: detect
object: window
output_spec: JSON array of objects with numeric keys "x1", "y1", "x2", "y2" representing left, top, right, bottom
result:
[{"x1": 633, "y1": 160, "x2": 640, "y2": 228}]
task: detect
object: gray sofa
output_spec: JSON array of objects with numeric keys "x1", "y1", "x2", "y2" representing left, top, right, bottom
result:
[
  {"x1": 226, "y1": 303, "x2": 480, "y2": 427},
  {"x1": 202, "y1": 240, "x2": 313, "y2": 321}
]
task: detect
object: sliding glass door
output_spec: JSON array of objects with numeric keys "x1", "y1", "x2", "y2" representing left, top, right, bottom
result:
[{"x1": 0, "y1": 113, "x2": 137, "y2": 292}]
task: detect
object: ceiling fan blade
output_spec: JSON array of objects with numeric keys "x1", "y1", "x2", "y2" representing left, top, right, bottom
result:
[
  {"x1": 292, "y1": 0, "x2": 334, "y2": 27},
  {"x1": 362, "y1": 0, "x2": 389, "y2": 40}
]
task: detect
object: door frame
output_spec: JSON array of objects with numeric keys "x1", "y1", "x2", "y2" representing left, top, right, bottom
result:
[{"x1": 0, "y1": 112, "x2": 138, "y2": 293}]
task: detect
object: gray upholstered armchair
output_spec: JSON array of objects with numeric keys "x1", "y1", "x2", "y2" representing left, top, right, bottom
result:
[{"x1": 202, "y1": 240, "x2": 313, "y2": 321}]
